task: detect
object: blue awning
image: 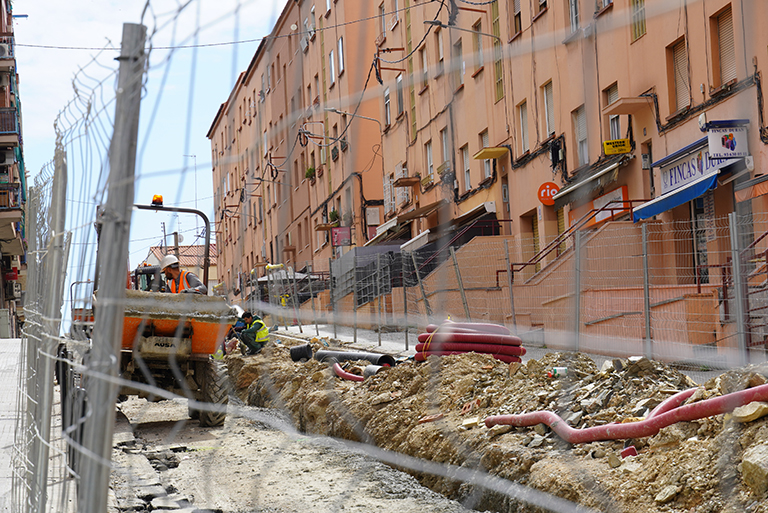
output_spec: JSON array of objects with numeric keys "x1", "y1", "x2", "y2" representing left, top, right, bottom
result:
[{"x1": 633, "y1": 171, "x2": 719, "y2": 222}]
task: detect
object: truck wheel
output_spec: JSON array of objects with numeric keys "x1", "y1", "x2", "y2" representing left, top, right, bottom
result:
[{"x1": 198, "y1": 358, "x2": 228, "y2": 427}]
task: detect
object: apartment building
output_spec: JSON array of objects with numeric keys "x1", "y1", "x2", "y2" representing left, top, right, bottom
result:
[
  {"x1": 372, "y1": 0, "x2": 767, "y2": 281},
  {"x1": 0, "y1": 0, "x2": 26, "y2": 336},
  {"x1": 207, "y1": 0, "x2": 382, "y2": 301}
]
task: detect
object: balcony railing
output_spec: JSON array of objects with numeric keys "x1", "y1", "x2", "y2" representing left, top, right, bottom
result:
[{"x1": 0, "y1": 108, "x2": 18, "y2": 135}]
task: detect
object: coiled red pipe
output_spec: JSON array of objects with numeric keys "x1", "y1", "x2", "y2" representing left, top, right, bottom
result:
[
  {"x1": 332, "y1": 362, "x2": 364, "y2": 382},
  {"x1": 427, "y1": 322, "x2": 511, "y2": 335},
  {"x1": 415, "y1": 342, "x2": 526, "y2": 356},
  {"x1": 418, "y1": 332, "x2": 523, "y2": 346},
  {"x1": 415, "y1": 351, "x2": 521, "y2": 364},
  {"x1": 484, "y1": 383, "x2": 768, "y2": 443}
]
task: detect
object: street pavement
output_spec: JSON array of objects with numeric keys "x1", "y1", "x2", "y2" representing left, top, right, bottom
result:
[{"x1": 0, "y1": 338, "x2": 22, "y2": 511}]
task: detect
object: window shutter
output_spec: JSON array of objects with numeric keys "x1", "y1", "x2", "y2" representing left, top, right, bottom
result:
[
  {"x1": 395, "y1": 163, "x2": 405, "y2": 205},
  {"x1": 718, "y1": 9, "x2": 736, "y2": 84},
  {"x1": 607, "y1": 84, "x2": 619, "y2": 104},
  {"x1": 520, "y1": 101, "x2": 529, "y2": 152},
  {"x1": 673, "y1": 40, "x2": 690, "y2": 111},
  {"x1": 384, "y1": 174, "x2": 393, "y2": 214},
  {"x1": 514, "y1": 0, "x2": 521, "y2": 14}
]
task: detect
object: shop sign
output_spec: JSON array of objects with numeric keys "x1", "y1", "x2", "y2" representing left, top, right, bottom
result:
[
  {"x1": 707, "y1": 125, "x2": 749, "y2": 160},
  {"x1": 603, "y1": 138, "x2": 632, "y2": 155},
  {"x1": 568, "y1": 186, "x2": 629, "y2": 228},
  {"x1": 660, "y1": 145, "x2": 737, "y2": 195},
  {"x1": 537, "y1": 182, "x2": 560, "y2": 206},
  {"x1": 331, "y1": 226, "x2": 352, "y2": 247}
]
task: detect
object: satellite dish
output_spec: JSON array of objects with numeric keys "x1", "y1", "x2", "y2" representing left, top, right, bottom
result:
[
  {"x1": 290, "y1": 23, "x2": 298, "y2": 31},
  {"x1": 177, "y1": 234, "x2": 184, "y2": 243}
]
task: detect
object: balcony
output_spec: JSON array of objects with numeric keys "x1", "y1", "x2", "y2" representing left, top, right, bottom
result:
[
  {"x1": 0, "y1": 108, "x2": 18, "y2": 146},
  {"x1": 0, "y1": 183, "x2": 22, "y2": 255}
]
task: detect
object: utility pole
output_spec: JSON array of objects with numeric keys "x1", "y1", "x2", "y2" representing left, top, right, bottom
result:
[{"x1": 79, "y1": 23, "x2": 146, "y2": 513}]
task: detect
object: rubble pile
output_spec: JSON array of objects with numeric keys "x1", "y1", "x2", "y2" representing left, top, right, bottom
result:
[{"x1": 226, "y1": 342, "x2": 768, "y2": 512}]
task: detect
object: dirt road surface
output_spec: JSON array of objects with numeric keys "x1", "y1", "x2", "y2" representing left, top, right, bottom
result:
[{"x1": 110, "y1": 396, "x2": 473, "y2": 513}]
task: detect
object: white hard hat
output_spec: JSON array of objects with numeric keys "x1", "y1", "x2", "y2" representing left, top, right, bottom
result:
[{"x1": 160, "y1": 254, "x2": 179, "y2": 270}]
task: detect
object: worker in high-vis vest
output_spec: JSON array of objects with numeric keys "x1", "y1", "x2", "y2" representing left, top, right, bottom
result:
[
  {"x1": 160, "y1": 254, "x2": 208, "y2": 295},
  {"x1": 238, "y1": 311, "x2": 270, "y2": 356}
]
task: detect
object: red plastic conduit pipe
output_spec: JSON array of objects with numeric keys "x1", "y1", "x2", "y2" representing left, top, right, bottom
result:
[
  {"x1": 415, "y1": 342, "x2": 527, "y2": 356},
  {"x1": 484, "y1": 383, "x2": 768, "y2": 443},
  {"x1": 415, "y1": 351, "x2": 522, "y2": 364},
  {"x1": 332, "y1": 362, "x2": 364, "y2": 382}
]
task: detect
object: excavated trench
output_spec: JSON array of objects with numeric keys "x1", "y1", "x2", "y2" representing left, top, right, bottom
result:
[{"x1": 227, "y1": 340, "x2": 768, "y2": 513}]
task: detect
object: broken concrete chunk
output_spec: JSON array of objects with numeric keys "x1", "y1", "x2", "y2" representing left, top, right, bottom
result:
[
  {"x1": 608, "y1": 453, "x2": 622, "y2": 468},
  {"x1": 600, "y1": 360, "x2": 614, "y2": 373},
  {"x1": 654, "y1": 485, "x2": 679, "y2": 504},
  {"x1": 528, "y1": 434, "x2": 545, "y2": 448},
  {"x1": 742, "y1": 445, "x2": 768, "y2": 495},
  {"x1": 533, "y1": 423, "x2": 548, "y2": 436},
  {"x1": 461, "y1": 417, "x2": 480, "y2": 429},
  {"x1": 732, "y1": 401, "x2": 768, "y2": 423}
]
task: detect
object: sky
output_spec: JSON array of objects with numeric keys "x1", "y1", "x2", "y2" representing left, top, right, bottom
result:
[{"x1": 13, "y1": 0, "x2": 282, "y2": 271}]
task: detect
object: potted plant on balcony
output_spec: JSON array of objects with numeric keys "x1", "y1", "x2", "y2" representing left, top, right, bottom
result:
[
  {"x1": 328, "y1": 208, "x2": 340, "y2": 226},
  {"x1": 305, "y1": 166, "x2": 316, "y2": 184}
]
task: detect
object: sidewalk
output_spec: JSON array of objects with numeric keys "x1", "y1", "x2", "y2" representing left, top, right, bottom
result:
[
  {"x1": 0, "y1": 338, "x2": 22, "y2": 511},
  {"x1": 273, "y1": 323, "x2": 720, "y2": 384}
]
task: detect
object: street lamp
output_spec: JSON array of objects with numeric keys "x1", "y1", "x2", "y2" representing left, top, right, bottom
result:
[{"x1": 423, "y1": 19, "x2": 501, "y2": 43}]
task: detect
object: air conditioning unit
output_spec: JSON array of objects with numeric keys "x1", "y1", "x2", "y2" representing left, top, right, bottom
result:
[
  {"x1": 0, "y1": 151, "x2": 15, "y2": 164},
  {"x1": 11, "y1": 283, "x2": 20, "y2": 298},
  {"x1": 0, "y1": 44, "x2": 10, "y2": 58},
  {"x1": 300, "y1": 36, "x2": 309, "y2": 53}
]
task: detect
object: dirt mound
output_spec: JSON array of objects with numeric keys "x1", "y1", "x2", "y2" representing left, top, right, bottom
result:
[{"x1": 226, "y1": 341, "x2": 768, "y2": 512}]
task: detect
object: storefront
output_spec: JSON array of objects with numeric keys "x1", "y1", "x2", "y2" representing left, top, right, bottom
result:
[{"x1": 633, "y1": 122, "x2": 751, "y2": 282}]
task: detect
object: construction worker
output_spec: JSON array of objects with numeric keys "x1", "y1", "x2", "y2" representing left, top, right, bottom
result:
[
  {"x1": 238, "y1": 311, "x2": 269, "y2": 356},
  {"x1": 160, "y1": 254, "x2": 208, "y2": 295}
]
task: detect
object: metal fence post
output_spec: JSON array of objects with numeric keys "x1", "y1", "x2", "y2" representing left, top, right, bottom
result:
[
  {"x1": 504, "y1": 240, "x2": 517, "y2": 335},
  {"x1": 308, "y1": 262, "x2": 319, "y2": 336},
  {"x1": 729, "y1": 212, "x2": 748, "y2": 365},
  {"x1": 642, "y1": 224, "x2": 653, "y2": 359},
  {"x1": 402, "y1": 254, "x2": 408, "y2": 350},
  {"x1": 329, "y1": 258, "x2": 336, "y2": 338},
  {"x1": 79, "y1": 24, "x2": 146, "y2": 513},
  {"x1": 353, "y1": 254, "x2": 358, "y2": 344},
  {"x1": 573, "y1": 229, "x2": 582, "y2": 352},
  {"x1": 450, "y1": 247, "x2": 470, "y2": 321},
  {"x1": 376, "y1": 254, "x2": 382, "y2": 346},
  {"x1": 291, "y1": 267, "x2": 302, "y2": 333},
  {"x1": 411, "y1": 251, "x2": 432, "y2": 319}
]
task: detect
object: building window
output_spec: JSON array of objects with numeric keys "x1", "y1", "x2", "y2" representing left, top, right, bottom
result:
[
  {"x1": 481, "y1": 130, "x2": 491, "y2": 178},
  {"x1": 392, "y1": 0, "x2": 400, "y2": 25},
  {"x1": 670, "y1": 38, "x2": 690, "y2": 112},
  {"x1": 473, "y1": 21, "x2": 484, "y2": 69},
  {"x1": 420, "y1": 47, "x2": 429, "y2": 88},
  {"x1": 605, "y1": 83, "x2": 620, "y2": 139},
  {"x1": 519, "y1": 100, "x2": 529, "y2": 153},
  {"x1": 326, "y1": 0, "x2": 331, "y2": 14},
  {"x1": 453, "y1": 39, "x2": 465, "y2": 88},
  {"x1": 714, "y1": 7, "x2": 736, "y2": 87},
  {"x1": 396, "y1": 74, "x2": 404, "y2": 117},
  {"x1": 462, "y1": 145, "x2": 471, "y2": 191},
  {"x1": 543, "y1": 81, "x2": 554, "y2": 137},
  {"x1": 511, "y1": 0, "x2": 522, "y2": 35},
  {"x1": 537, "y1": 0, "x2": 548, "y2": 14},
  {"x1": 573, "y1": 105, "x2": 588, "y2": 166},
  {"x1": 379, "y1": 3, "x2": 386, "y2": 36},
  {"x1": 440, "y1": 128, "x2": 449, "y2": 165},
  {"x1": 436, "y1": 29, "x2": 444, "y2": 76},
  {"x1": 425, "y1": 141, "x2": 434, "y2": 181},
  {"x1": 568, "y1": 0, "x2": 579, "y2": 33},
  {"x1": 491, "y1": 1, "x2": 504, "y2": 102},
  {"x1": 384, "y1": 87, "x2": 391, "y2": 126},
  {"x1": 337, "y1": 37, "x2": 345, "y2": 75},
  {"x1": 329, "y1": 49, "x2": 336, "y2": 85},
  {"x1": 631, "y1": 0, "x2": 646, "y2": 41}
]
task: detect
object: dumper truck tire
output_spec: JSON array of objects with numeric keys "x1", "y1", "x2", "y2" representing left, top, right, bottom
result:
[{"x1": 198, "y1": 358, "x2": 228, "y2": 427}]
